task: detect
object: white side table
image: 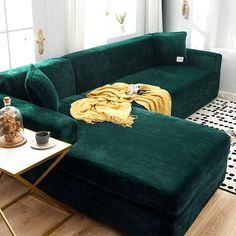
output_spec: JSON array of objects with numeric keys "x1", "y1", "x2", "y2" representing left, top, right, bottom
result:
[{"x1": 0, "y1": 129, "x2": 72, "y2": 236}]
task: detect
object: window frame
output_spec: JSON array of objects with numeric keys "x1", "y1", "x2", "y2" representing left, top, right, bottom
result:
[{"x1": 0, "y1": 0, "x2": 35, "y2": 71}]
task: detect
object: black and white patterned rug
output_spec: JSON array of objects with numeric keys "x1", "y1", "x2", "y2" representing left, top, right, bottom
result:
[{"x1": 187, "y1": 97, "x2": 236, "y2": 195}]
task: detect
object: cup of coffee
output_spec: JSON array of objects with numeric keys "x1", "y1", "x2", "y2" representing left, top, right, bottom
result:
[{"x1": 35, "y1": 131, "x2": 50, "y2": 145}]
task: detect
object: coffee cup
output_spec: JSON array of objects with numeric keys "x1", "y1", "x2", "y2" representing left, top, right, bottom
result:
[{"x1": 35, "y1": 131, "x2": 50, "y2": 145}]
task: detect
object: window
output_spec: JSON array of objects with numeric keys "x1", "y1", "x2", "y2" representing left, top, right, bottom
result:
[
  {"x1": 0, "y1": 0, "x2": 35, "y2": 71},
  {"x1": 105, "y1": 0, "x2": 137, "y2": 38},
  {"x1": 84, "y1": 0, "x2": 138, "y2": 49}
]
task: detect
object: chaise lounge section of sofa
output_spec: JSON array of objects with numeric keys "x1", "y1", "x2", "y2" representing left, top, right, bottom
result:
[{"x1": 0, "y1": 32, "x2": 230, "y2": 235}]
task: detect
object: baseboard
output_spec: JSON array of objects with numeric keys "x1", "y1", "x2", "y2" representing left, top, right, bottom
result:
[{"x1": 218, "y1": 91, "x2": 236, "y2": 101}]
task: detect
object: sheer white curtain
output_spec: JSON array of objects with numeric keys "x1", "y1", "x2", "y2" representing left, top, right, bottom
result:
[
  {"x1": 146, "y1": 0, "x2": 163, "y2": 33},
  {"x1": 83, "y1": 0, "x2": 107, "y2": 49},
  {"x1": 66, "y1": 0, "x2": 85, "y2": 53},
  {"x1": 66, "y1": 0, "x2": 107, "y2": 52}
]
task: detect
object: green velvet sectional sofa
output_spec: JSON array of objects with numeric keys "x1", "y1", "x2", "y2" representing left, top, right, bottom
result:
[{"x1": 0, "y1": 32, "x2": 230, "y2": 235}]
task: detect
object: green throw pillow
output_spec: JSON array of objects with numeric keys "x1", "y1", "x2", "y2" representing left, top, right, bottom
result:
[
  {"x1": 25, "y1": 64, "x2": 59, "y2": 111},
  {"x1": 153, "y1": 31, "x2": 187, "y2": 65}
]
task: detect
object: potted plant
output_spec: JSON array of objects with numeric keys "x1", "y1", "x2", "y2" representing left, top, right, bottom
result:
[{"x1": 115, "y1": 12, "x2": 126, "y2": 33}]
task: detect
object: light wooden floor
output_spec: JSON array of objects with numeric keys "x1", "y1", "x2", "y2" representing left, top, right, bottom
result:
[{"x1": 0, "y1": 175, "x2": 236, "y2": 236}]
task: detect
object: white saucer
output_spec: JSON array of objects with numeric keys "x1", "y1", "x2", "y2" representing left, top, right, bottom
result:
[{"x1": 30, "y1": 140, "x2": 56, "y2": 150}]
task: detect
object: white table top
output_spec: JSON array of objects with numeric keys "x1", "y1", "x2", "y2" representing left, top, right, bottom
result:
[{"x1": 0, "y1": 129, "x2": 71, "y2": 175}]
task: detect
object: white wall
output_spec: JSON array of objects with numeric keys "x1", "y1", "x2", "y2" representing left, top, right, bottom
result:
[
  {"x1": 216, "y1": 0, "x2": 236, "y2": 49},
  {"x1": 214, "y1": 1, "x2": 236, "y2": 94},
  {"x1": 163, "y1": 0, "x2": 220, "y2": 50},
  {"x1": 163, "y1": 0, "x2": 236, "y2": 94},
  {"x1": 212, "y1": 48, "x2": 236, "y2": 94}
]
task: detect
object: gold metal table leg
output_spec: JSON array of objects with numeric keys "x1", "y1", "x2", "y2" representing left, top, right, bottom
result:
[
  {"x1": 0, "y1": 209, "x2": 16, "y2": 236},
  {"x1": 33, "y1": 149, "x2": 70, "y2": 187},
  {"x1": 15, "y1": 148, "x2": 73, "y2": 234},
  {"x1": 0, "y1": 148, "x2": 72, "y2": 235},
  {"x1": 15, "y1": 148, "x2": 72, "y2": 213}
]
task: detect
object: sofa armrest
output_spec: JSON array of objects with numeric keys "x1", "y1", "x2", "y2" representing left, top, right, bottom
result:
[
  {"x1": 0, "y1": 93, "x2": 78, "y2": 144},
  {"x1": 187, "y1": 48, "x2": 222, "y2": 78}
]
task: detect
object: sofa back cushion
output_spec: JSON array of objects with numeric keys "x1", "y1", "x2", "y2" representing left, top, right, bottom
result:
[
  {"x1": 153, "y1": 31, "x2": 187, "y2": 65},
  {"x1": 0, "y1": 65, "x2": 28, "y2": 100},
  {"x1": 0, "y1": 58, "x2": 76, "y2": 101},
  {"x1": 63, "y1": 34, "x2": 154, "y2": 94},
  {"x1": 25, "y1": 64, "x2": 59, "y2": 111},
  {"x1": 37, "y1": 58, "x2": 76, "y2": 99}
]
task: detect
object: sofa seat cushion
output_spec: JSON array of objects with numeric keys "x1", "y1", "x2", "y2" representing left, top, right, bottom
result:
[
  {"x1": 116, "y1": 65, "x2": 214, "y2": 118},
  {"x1": 59, "y1": 65, "x2": 212, "y2": 119},
  {"x1": 59, "y1": 94, "x2": 86, "y2": 117},
  {"x1": 61, "y1": 108, "x2": 230, "y2": 216}
]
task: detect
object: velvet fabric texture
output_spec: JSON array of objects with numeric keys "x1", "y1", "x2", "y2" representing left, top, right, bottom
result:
[
  {"x1": 0, "y1": 64, "x2": 30, "y2": 100},
  {"x1": 116, "y1": 65, "x2": 213, "y2": 118},
  {"x1": 25, "y1": 64, "x2": 59, "y2": 111},
  {"x1": 59, "y1": 94, "x2": 85, "y2": 117},
  {"x1": 187, "y1": 48, "x2": 222, "y2": 90},
  {"x1": 63, "y1": 34, "x2": 154, "y2": 94},
  {"x1": 153, "y1": 31, "x2": 187, "y2": 65},
  {"x1": 40, "y1": 159, "x2": 227, "y2": 235},
  {"x1": 58, "y1": 62, "x2": 221, "y2": 120},
  {"x1": 36, "y1": 58, "x2": 76, "y2": 99},
  {"x1": 0, "y1": 32, "x2": 227, "y2": 236},
  {"x1": 39, "y1": 108, "x2": 230, "y2": 235},
  {"x1": 0, "y1": 58, "x2": 76, "y2": 101},
  {"x1": 61, "y1": 108, "x2": 230, "y2": 215},
  {"x1": 0, "y1": 93, "x2": 78, "y2": 144}
]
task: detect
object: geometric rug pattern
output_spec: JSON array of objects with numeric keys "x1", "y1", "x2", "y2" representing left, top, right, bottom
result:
[{"x1": 187, "y1": 97, "x2": 236, "y2": 194}]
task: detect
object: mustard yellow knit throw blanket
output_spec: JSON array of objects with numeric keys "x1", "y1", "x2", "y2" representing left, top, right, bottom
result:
[{"x1": 70, "y1": 83, "x2": 171, "y2": 127}]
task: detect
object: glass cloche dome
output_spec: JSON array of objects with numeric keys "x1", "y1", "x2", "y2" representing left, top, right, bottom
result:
[{"x1": 0, "y1": 97, "x2": 26, "y2": 148}]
